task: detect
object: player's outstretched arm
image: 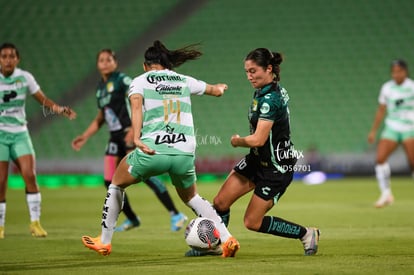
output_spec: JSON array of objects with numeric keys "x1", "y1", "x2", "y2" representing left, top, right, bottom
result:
[
  {"x1": 368, "y1": 104, "x2": 386, "y2": 144},
  {"x1": 72, "y1": 110, "x2": 105, "y2": 151},
  {"x1": 32, "y1": 90, "x2": 76, "y2": 120},
  {"x1": 204, "y1": 83, "x2": 227, "y2": 97},
  {"x1": 231, "y1": 119, "x2": 273, "y2": 148},
  {"x1": 129, "y1": 94, "x2": 155, "y2": 155}
]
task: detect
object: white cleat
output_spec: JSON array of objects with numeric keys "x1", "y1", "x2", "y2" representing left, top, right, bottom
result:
[
  {"x1": 301, "y1": 227, "x2": 320, "y2": 256},
  {"x1": 375, "y1": 193, "x2": 394, "y2": 208}
]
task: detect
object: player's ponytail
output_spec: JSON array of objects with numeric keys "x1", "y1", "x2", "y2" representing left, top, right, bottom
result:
[
  {"x1": 144, "y1": 40, "x2": 202, "y2": 70},
  {"x1": 245, "y1": 48, "x2": 283, "y2": 82}
]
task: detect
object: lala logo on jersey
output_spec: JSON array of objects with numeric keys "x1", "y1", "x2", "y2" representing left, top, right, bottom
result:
[
  {"x1": 106, "y1": 82, "x2": 114, "y2": 93},
  {"x1": 155, "y1": 124, "x2": 187, "y2": 145}
]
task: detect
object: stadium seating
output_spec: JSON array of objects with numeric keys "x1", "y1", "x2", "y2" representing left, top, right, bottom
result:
[
  {"x1": 1, "y1": 0, "x2": 179, "y2": 159},
  {"x1": 2, "y1": 0, "x2": 414, "y2": 163}
]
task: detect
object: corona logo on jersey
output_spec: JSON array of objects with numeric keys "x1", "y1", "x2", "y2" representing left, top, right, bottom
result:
[
  {"x1": 146, "y1": 73, "x2": 183, "y2": 85},
  {"x1": 155, "y1": 124, "x2": 187, "y2": 145}
]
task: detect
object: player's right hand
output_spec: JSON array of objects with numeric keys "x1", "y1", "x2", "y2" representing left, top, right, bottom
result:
[
  {"x1": 60, "y1": 106, "x2": 77, "y2": 120},
  {"x1": 72, "y1": 136, "x2": 87, "y2": 151},
  {"x1": 135, "y1": 139, "x2": 155, "y2": 155},
  {"x1": 367, "y1": 130, "x2": 376, "y2": 144}
]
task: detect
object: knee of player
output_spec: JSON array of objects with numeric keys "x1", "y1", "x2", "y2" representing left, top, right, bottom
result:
[
  {"x1": 20, "y1": 170, "x2": 36, "y2": 184},
  {"x1": 213, "y1": 196, "x2": 228, "y2": 212},
  {"x1": 243, "y1": 215, "x2": 261, "y2": 231}
]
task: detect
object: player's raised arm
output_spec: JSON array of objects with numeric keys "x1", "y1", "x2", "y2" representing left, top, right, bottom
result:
[
  {"x1": 204, "y1": 83, "x2": 227, "y2": 97},
  {"x1": 32, "y1": 90, "x2": 76, "y2": 120}
]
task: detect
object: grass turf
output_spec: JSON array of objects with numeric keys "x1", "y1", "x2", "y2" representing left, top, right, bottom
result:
[{"x1": 0, "y1": 177, "x2": 413, "y2": 274}]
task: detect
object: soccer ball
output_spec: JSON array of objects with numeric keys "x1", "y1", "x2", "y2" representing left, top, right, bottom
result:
[{"x1": 184, "y1": 217, "x2": 220, "y2": 251}]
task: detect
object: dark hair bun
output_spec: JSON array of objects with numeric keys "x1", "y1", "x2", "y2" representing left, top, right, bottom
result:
[{"x1": 272, "y1": 52, "x2": 283, "y2": 66}]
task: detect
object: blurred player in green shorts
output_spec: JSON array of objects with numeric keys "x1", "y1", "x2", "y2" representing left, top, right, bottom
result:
[
  {"x1": 368, "y1": 59, "x2": 414, "y2": 208},
  {"x1": 72, "y1": 49, "x2": 187, "y2": 232},
  {"x1": 81, "y1": 40, "x2": 239, "y2": 257},
  {"x1": 0, "y1": 43, "x2": 76, "y2": 238}
]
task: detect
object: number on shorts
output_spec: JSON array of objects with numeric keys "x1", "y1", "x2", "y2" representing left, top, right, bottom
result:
[{"x1": 236, "y1": 158, "x2": 247, "y2": 170}]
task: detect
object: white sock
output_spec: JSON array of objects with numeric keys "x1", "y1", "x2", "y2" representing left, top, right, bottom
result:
[
  {"x1": 0, "y1": 202, "x2": 5, "y2": 226},
  {"x1": 26, "y1": 193, "x2": 41, "y2": 222},
  {"x1": 101, "y1": 184, "x2": 124, "y2": 244},
  {"x1": 186, "y1": 194, "x2": 231, "y2": 243},
  {"x1": 375, "y1": 163, "x2": 391, "y2": 196}
]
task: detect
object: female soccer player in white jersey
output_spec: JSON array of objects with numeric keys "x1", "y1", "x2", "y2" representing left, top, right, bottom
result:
[
  {"x1": 368, "y1": 59, "x2": 414, "y2": 208},
  {"x1": 72, "y1": 49, "x2": 187, "y2": 232},
  {"x1": 81, "y1": 41, "x2": 239, "y2": 257},
  {"x1": 0, "y1": 43, "x2": 76, "y2": 239}
]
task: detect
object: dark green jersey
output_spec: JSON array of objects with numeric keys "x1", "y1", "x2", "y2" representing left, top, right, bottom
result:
[
  {"x1": 248, "y1": 82, "x2": 296, "y2": 172},
  {"x1": 96, "y1": 72, "x2": 132, "y2": 133}
]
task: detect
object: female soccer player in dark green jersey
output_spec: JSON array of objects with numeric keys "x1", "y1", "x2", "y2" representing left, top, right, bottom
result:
[{"x1": 211, "y1": 48, "x2": 319, "y2": 256}]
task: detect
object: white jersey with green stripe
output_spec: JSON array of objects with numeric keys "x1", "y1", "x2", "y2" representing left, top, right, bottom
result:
[
  {"x1": 379, "y1": 78, "x2": 414, "y2": 132},
  {"x1": 128, "y1": 69, "x2": 206, "y2": 155},
  {"x1": 0, "y1": 68, "x2": 40, "y2": 133}
]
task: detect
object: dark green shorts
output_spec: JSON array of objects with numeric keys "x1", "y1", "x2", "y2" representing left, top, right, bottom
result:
[
  {"x1": 126, "y1": 150, "x2": 196, "y2": 189},
  {"x1": 0, "y1": 130, "x2": 35, "y2": 161}
]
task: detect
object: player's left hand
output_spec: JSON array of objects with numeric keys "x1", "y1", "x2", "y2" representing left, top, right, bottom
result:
[
  {"x1": 124, "y1": 128, "x2": 134, "y2": 148},
  {"x1": 231, "y1": 134, "x2": 240, "y2": 147},
  {"x1": 367, "y1": 130, "x2": 376, "y2": 144}
]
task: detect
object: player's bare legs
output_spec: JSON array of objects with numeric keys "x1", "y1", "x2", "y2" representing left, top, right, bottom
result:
[
  {"x1": 375, "y1": 139, "x2": 399, "y2": 208},
  {"x1": 243, "y1": 194, "x2": 273, "y2": 231},
  {"x1": 13, "y1": 155, "x2": 46, "y2": 237},
  {"x1": 0, "y1": 161, "x2": 9, "y2": 202},
  {"x1": 213, "y1": 170, "x2": 255, "y2": 226},
  {"x1": 402, "y1": 138, "x2": 414, "y2": 178},
  {"x1": 0, "y1": 161, "x2": 8, "y2": 238},
  {"x1": 14, "y1": 155, "x2": 38, "y2": 193}
]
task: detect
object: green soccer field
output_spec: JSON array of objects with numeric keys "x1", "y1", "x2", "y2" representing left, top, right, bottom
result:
[{"x1": 1, "y1": 177, "x2": 413, "y2": 275}]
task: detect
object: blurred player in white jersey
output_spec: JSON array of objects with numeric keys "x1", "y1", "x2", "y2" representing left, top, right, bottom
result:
[
  {"x1": 0, "y1": 43, "x2": 76, "y2": 238},
  {"x1": 368, "y1": 60, "x2": 414, "y2": 208}
]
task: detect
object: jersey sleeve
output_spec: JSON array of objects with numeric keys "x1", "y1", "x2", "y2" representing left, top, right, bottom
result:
[
  {"x1": 128, "y1": 76, "x2": 144, "y2": 97},
  {"x1": 186, "y1": 75, "x2": 207, "y2": 95},
  {"x1": 258, "y1": 96, "x2": 281, "y2": 121},
  {"x1": 120, "y1": 73, "x2": 133, "y2": 96},
  {"x1": 378, "y1": 83, "x2": 387, "y2": 104},
  {"x1": 24, "y1": 71, "x2": 40, "y2": 95}
]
